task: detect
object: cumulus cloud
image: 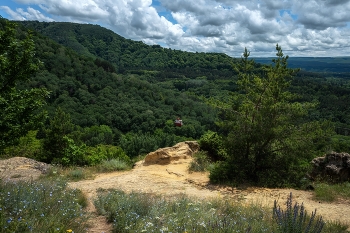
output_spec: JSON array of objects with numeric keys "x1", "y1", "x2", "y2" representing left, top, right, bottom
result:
[
  {"x1": 1, "y1": 0, "x2": 350, "y2": 56},
  {"x1": 0, "y1": 5, "x2": 53, "y2": 21}
]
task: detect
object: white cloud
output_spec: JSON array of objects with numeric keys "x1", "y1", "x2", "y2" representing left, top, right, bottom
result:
[
  {"x1": 0, "y1": 5, "x2": 53, "y2": 21},
  {"x1": 1, "y1": 0, "x2": 350, "y2": 57}
]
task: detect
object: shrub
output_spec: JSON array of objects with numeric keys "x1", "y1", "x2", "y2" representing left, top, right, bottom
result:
[
  {"x1": 2, "y1": 131, "x2": 41, "y2": 159},
  {"x1": 188, "y1": 151, "x2": 211, "y2": 172},
  {"x1": 85, "y1": 144, "x2": 131, "y2": 166},
  {"x1": 199, "y1": 130, "x2": 225, "y2": 161},
  {"x1": 96, "y1": 159, "x2": 132, "y2": 172}
]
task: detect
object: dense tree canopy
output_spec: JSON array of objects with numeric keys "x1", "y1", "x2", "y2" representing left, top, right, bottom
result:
[{"x1": 0, "y1": 18, "x2": 48, "y2": 152}]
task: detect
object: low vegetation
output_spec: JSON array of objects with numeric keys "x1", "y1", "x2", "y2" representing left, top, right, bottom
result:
[
  {"x1": 94, "y1": 189, "x2": 348, "y2": 233},
  {"x1": 313, "y1": 182, "x2": 350, "y2": 202},
  {"x1": 0, "y1": 179, "x2": 89, "y2": 233},
  {"x1": 1, "y1": 163, "x2": 349, "y2": 232},
  {"x1": 188, "y1": 151, "x2": 212, "y2": 172}
]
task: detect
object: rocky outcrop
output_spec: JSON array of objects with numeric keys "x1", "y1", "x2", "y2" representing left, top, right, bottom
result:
[
  {"x1": 0, "y1": 157, "x2": 51, "y2": 182},
  {"x1": 143, "y1": 141, "x2": 199, "y2": 165},
  {"x1": 310, "y1": 151, "x2": 350, "y2": 182}
]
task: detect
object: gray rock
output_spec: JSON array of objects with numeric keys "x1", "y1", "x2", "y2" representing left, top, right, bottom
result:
[{"x1": 310, "y1": 151, "x2": 350, "y2": 182}]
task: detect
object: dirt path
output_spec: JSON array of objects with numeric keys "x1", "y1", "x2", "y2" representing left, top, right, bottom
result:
[{"x1": 68, "y1": 158, "x2": 350, "y2": 233}]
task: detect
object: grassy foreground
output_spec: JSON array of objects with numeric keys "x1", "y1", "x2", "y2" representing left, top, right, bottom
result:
[
  {"x1": 0, "y1": 179, "x2": 89, "y2": 233},
  {"x1": 1, "y1": 166, "x2": 349, "y2": 233},
  {"x1": 94, "y1": 189, "x2": 349, "y2": 233}
]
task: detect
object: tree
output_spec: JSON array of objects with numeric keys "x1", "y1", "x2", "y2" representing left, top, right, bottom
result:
[
  {"x1": 211, "y1": 45, "x2": 333, "y2": 187},
  {"x1": 0, "y1": 17, "x2": 49, "y2": 152},
  {"x1": 40, "y1": 107, "x2": 74, "y2": 163}
]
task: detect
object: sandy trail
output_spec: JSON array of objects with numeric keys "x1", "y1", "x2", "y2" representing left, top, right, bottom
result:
[{"x1": 68, "y1": 158, "x2": 350, "y2": 233}]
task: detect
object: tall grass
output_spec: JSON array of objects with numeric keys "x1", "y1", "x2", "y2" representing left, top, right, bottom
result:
[
  {"x1": 188, "y1": 151, "x2": 211, "y2": 172},
  {"x1": 95, "y1": 189, "x2": 349, "y2": 233},
  {"x1": 94, "y1": 189, "x2": 275, "y2": 233},
  {"x1": 313, "y1": 182, "x2": 350, "y2": 202},
  {"x1": 0, "y1": 179, "x2": 89, "y2": 233},
  {"x1": 96, "y1": 159, "x2": 132, "y2": 172}
]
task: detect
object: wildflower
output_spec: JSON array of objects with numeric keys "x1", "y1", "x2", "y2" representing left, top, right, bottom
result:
[
  {"x1": 66, "y1": 230, "x2": 73, "y2": 233},
  {"x1": 145, "y1": 222, "x2": 154, "y2": 227}
]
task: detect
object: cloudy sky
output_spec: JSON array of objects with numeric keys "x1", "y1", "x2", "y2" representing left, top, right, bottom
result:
[{"x1": 1, "y1": 0, "x2": 350, "y2": 57}]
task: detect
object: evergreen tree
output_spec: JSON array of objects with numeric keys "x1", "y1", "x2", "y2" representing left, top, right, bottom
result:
[
  {"x1": 41, "y1": 107, "x2": 74, "y2": 163},
  {"x1": 211, "y1": 45, "x2": 333, "y2": 187}
]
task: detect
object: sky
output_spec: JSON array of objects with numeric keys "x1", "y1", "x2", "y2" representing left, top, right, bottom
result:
[{"x1": 1, "y1": 0, "x2": 350, "y2": 57}]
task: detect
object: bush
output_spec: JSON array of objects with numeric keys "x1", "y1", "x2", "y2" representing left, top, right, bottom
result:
[
  {"x1": 2, "y1": 131, "x2": 41, "y2": 159},
  {"x1": 199, "y1": 131, "x2": 225, "y2": 161},
  {"x1": 188, "y1": 151, "x2": 211, "y2": 172},
  {"x1": 330, "y1": 135, "x2": 350, "y2": 153},
  {"x1": 208, "y1": 161, "x2": 232, "y2": 184},
  {"x1": 96, "y1": 159, "x2": 132, "y2": 172},
  {"x1": 85, "y1": 144, "x2": 131, "y2": 166}
]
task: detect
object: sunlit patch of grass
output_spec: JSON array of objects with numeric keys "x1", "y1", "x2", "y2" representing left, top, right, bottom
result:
[
  {"x1": 96, "y1": 159, "x2": 132, "y2": 172},
  {"x1": 94, "y1": 188, "x2": 274, "y2": 232},
  {"x1": 42, "y1": 165, "x2": 95, "y2": 182},
  {"x1": 323, "y1": 220, "x2": 350, "y2": 233},
  {"x1": 0, "y1": 179, "x2": 89, "y2": 232},
  {"x1": 313, "y1": 182, "x2": 350, "y2": 202},
  {"x1": 94, "y1": 189, "x2": 349, "y2": 233},
  {"x1": 188, "y1": 151, "x2": 211, "y2": 172}
]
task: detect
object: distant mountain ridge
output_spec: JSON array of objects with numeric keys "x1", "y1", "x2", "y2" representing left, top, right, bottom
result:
[{"x1": 253, "y1": 57, "x2": 350, "y2": 73}]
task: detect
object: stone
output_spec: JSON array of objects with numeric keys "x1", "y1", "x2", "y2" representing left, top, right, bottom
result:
[
  {"x1": 310, "y1": 151, "x2": 350, "y2": 182},
  {"x1": 143, "y1": 141, "x2": 199, "y2": 165}
]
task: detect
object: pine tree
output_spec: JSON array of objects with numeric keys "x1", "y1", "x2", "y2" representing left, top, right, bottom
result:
[{"x1": 211, "y1": 45, "x2": 333, "y2": 187}]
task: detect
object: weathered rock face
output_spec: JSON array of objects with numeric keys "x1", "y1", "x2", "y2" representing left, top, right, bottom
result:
[
  {"x1": 143, "y1": 141, "x2": 199, "y2": 165},
  {"x1": 310, "y1": 151, "x2": 350, "y2": 182},
  {"x1": 0, "y1": 157, "x2": 51, "y2": 182}
]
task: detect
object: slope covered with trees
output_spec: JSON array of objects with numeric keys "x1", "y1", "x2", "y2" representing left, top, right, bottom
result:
[
  {"x1": 18, "y1": 21, "x2": 237, "y2": 79},
  {"x1": 2, "y1": 18, "x2": 350, "y2": 187}
]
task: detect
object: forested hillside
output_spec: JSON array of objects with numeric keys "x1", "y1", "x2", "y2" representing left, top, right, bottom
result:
[
  {"x1": 18, "y1": 21, "x2": 237, "y2": 79},
  {"x1": 3, "y1": 18, "x2": 350, "y2": 186}
]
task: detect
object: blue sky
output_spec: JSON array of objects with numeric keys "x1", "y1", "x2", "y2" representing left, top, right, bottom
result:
[{"x1": 1, "y1": 0, "x2": 350, "y2": 57}]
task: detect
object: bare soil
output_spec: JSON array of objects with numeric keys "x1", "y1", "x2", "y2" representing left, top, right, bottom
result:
[{"x1": 1, "y1": 157, "x2": 349, "y2": 233}]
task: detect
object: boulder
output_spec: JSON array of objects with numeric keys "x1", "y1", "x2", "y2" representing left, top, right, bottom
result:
[
  {"x1": 310, "y1": 151, "x2": 350, "y2": 182},
  {"x1": 143, "y1": 141, "x2": 199, "y2": 165}
]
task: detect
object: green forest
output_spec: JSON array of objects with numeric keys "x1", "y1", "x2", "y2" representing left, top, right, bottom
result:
[{"x1": 2, "y1": 18, "x2": 350, "y2": 187}]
